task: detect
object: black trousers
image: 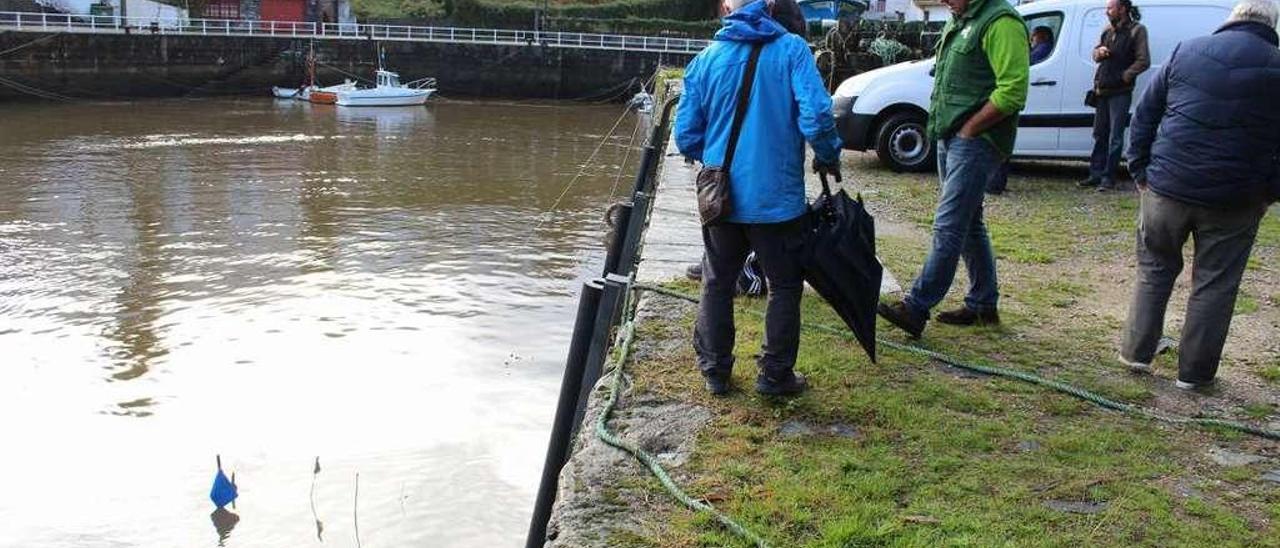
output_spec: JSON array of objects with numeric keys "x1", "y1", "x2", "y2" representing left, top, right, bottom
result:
[{"x1": 694, "y1": 218, "x2": 805, "y2": 382}]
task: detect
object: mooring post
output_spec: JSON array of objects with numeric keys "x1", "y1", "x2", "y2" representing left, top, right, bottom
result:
[
  {"x1": 626, "y1": 143, "x2": 657, "y2": 198},
  {"x1": 615, "y1": 190, "x2": 649, "y2": 277},
  {"x1": 602, "y1": 201, "x2": 634, "y2": 277},
  {"x1": 572, "y1": 274, "x2": 629, "y2": 429},
  {"x1": 524, "y1": 278, "x2": 605, "y2": 548}
]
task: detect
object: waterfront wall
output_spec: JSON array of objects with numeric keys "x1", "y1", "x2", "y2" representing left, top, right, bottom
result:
[{"x1": 0, "y1": 32, "x2": 691, "y2": 100}]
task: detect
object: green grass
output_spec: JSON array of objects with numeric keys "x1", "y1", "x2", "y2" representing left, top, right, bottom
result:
[
  {"x1": 1242, "y1": 403, "x2": 1275, "y2": 420},
  {"x1": 623, "y1": 290, "x2": 1275, "y2": 546},
  {"x1": 655, "y1": 67, "x2": 684, "y2": 104},
  {"x1": 1260, "y1": 365, "x2": 1280, "y2": 385},
  {"x1": 609, "y1": 156, "x2": 1280, "y2": 547},
  {"x1": 1235, "y1": 292, "x2": 1260, "y2": 315}
]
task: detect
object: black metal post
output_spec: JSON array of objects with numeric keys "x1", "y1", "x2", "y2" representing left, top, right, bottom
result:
[
  {"x1": 615, "y1": 190, "x2": 650, "y2": 277},
  {"x1": 602, "y1": 201, "x2": 633, "y2": 277},
  {"x1": 572, "y1": 274, "x2": 628, "y2": 429},
  {"x1": 627, "y1": 144, "x2": 657, "y2": 197},
  {"x1": 524, "y1": 279, "x2": 604, "y2": 548}
]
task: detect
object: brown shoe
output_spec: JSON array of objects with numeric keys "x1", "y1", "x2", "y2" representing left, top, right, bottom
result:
[
  {"x1": 935, "y1": 307, "x2": 1000, "y2": 326},
  {"x1": 877, "y1": 301, "x2": 925, "y2": 339}
]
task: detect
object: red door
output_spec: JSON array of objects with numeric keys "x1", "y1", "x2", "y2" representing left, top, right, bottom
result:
[{"x1": 260, "y1": 0, "x2": 305, "y2": 22}]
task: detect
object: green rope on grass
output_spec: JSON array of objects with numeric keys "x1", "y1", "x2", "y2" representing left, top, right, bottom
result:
[
  {"x1": 595, "y1": 286, "x2": 772, "y2": 548},
  {"x1": 633, "y1": 283, "x2": 1280, "y2": 442}
]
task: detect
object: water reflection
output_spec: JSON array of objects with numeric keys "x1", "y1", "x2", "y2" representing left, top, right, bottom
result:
[
  {"x1": 0, "y1": 97, "x2": 646, "y2": 547},
  {"x1": 105, "y1": 171, "x2": 169, "y2": 382},
  {"x1": 334, "y1": 105, "x2": 436, "y2": 136},
  {"x1": 210, "y1": 507, "x2": 241, "y2": 546}
]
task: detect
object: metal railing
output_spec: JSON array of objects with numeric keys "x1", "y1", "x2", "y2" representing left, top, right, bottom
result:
[{"x1": 0, "y1": 11, "x2": 710, "y2": 54}]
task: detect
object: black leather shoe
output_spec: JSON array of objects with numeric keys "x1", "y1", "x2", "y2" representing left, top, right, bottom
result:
[
  {"x1": 1096, "y1": 182, "x2": 1115, "y2": 193},
  {"x1": 755, "y1": 372, "x2": 808, "y2": 396},
  {"x1": 1077, "y1": 178, "x2": 1101, "y2": 188},
  {"x1": 877, "y1": 301, "x2": 925, "y2": 339},
  {"x1": 703, "y1": 373, "x2": 731, "y2": 396},
  {"x1": 935, "y1": 307, "x2": 1000, "y2": 326},
  {"x1": 685, "y1": 263, "x2": 703, "y2": 281}
]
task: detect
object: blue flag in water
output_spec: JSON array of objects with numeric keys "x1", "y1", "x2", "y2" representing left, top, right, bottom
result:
[{"x1": 210, "y1": 468, "x2": 238, "y2": 508}]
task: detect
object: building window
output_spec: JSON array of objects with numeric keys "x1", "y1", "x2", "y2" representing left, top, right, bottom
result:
[{"x1": 205, "y1": 0, "x2": 240, "y2": 19}]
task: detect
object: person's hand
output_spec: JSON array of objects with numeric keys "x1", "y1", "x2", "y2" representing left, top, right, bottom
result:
[
  {"x1": 1094, "y1": 46, "x2": 1111, "y2": 61},
  {"x1": 812, "y1": 158, "x2": 842, "y2": 182}
]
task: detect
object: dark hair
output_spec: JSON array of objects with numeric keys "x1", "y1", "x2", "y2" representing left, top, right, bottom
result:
[
  {"x1": 768, "y1": 0, "x2": 808, "y2": 36},
  {"x1": 1117, "y1": 0, "x2": 1142, "y2": 21},
  {"x1": 1033, "y1": 25, "x2": 1055, "y2": 42}
]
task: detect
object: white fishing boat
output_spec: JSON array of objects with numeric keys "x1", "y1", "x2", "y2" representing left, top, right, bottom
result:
[
  {"x1": 272, "y1": 86, "x2": 301, "y2": 99},
  {"x1": 335, "y1": 70, "x2": 436, "y2": 107}
]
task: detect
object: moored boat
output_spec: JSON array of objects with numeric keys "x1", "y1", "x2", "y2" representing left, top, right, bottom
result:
[
  {"x1": 272, "y1": 86, "x2": 301, "y2": 99},
  {"x1": 308, "y1": 90, "x2": 339, "y2": 104},
  {"x1": 335, "y1": 70, "x2": 436, "y2": 107}
]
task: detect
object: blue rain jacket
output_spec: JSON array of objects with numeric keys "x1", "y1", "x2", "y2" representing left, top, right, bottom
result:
[{"x1": 675, "y1": 0, "x2": 842, "y2": 224}]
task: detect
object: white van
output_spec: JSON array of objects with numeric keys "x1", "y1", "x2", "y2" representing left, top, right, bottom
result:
[{"x1": 832, "y1": 0, "x2": 1237, "y2": 171}]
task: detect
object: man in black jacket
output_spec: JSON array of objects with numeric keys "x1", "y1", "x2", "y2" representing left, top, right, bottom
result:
[
  {"x1": 1120, "y1": 0, "x2": 1280, "y2": 391},
  {"x1": 1081, "y1": 0, "x2": 1149, "y2": 192}
]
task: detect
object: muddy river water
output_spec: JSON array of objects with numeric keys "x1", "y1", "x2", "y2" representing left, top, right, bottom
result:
[{"x1": 0, "y1": 97, "x2": 648, "y2": 547}]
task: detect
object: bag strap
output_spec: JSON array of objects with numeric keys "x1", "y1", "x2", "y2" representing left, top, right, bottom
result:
[{"x1": 722, "y1": 43, "x2": 764, "y2": 171}]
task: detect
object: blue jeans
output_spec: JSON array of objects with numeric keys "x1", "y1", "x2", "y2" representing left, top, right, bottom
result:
[
  {"x1": 1089, "y1": 92, "x2": 1132, "y2": 186},
  {"x1": 904, "y1": 136, "x2": 1001, "y2": 319}
]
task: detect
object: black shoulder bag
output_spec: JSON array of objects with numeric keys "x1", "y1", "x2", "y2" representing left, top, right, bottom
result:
[{"x1": 697, "y1": 43, "x2": 763, "y2": 226}]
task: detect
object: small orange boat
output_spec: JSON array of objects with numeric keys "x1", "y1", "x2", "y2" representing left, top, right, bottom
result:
[{"x1": 308, "y1": 90, "x2": 338, "y2": 104}]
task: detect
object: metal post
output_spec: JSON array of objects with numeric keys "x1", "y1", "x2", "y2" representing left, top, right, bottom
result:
[
  {"x1": 602, "y1": 201, "x2": 633, "y2": 277},
  {"x1": 523, "y1": 278, "x2": 604, "y2": 548},
  {"x1": 615, "y1": 191, "x2": 649, "y2": 277},
  {"x1": 572, "y1": 274, "x2": 627, "y2": 429},
  {"x1": 627, "y1": 144, "x2": 656, "y2": 197}
]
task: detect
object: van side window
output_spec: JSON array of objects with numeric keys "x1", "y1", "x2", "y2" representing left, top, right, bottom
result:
[{"x1": 1024, "y1": 12, "x2": 1064, "y2": 66}]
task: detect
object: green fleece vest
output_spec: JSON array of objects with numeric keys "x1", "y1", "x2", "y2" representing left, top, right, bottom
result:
[{"x1": 928, "y1": 0, "x2": 1025, "y2": 157}]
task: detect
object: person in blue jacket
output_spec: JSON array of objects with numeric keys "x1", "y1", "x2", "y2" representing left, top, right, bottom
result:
[
  {"x1": 675, "y1": 0, "x2": 842, "y2": 397},
  {"x1": 1119, "y1": 0, "x2": 1280, "y2": 391},
  {"x1": 1029, "y1": 26, "x2": 1054, "y2": 65}
]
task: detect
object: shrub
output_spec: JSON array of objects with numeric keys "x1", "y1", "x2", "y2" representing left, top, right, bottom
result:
[{"x1": 352, "y1": 0, "x2": 448, "y2": 19}]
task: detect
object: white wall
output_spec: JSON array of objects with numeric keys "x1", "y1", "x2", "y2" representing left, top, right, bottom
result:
[
  {"x1": 866, "y1": 0, "x2": 951, "y2": 22},
  {"x1": 38, "y1": 0, "x2": 187, "y2": 20}
]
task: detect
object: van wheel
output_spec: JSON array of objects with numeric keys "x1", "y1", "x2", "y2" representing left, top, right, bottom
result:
[{"x1": 875, "y1": 112, "x2": 935, "y2": 173}]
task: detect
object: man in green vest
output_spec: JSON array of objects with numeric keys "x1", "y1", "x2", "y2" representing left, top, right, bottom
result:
[{"x1": 877, "y1": 0, "x2": 1028, "y2": 338}]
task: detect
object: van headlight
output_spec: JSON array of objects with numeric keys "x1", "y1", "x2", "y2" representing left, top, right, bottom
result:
[{"x1": 833, "y1": 95, "x2": 858, "y2": 116}]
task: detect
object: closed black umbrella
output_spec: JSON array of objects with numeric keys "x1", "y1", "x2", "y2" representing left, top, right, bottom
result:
[{"x1": 803, "y1": 173, "x2": 882, "y2": 362}]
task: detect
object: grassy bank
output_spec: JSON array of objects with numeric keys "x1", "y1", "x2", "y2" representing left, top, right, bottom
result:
[{"x1": 611, "y1": 153, "x2": 1280, "y2": 546}]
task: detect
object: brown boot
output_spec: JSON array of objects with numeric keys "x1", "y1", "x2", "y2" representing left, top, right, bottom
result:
[
  {"x1": 877, "y1": 301, "x2": 925, "y2": 339},
  {"x1": 935, "y1": 307, "x2": 1000, "y2": 326}
]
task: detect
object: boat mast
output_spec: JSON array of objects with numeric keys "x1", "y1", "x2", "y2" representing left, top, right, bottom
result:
[{"x1": 306, "y1": 41, "x2": 316, "y2": 88}]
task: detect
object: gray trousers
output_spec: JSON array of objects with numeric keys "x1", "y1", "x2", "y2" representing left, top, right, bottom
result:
[{"x1": 1121, "y1": 190, "x2": 1267, "y2": 383}]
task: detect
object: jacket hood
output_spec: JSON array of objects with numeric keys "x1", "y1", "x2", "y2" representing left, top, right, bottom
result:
[
  {"x1": 715, "y1": 0, "x2": 788, "y2": 43},
  {"x1": 1216, "y1": 20, "x2": 1280, "y2": 46}
]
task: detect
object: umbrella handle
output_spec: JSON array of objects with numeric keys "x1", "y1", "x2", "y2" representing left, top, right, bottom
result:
[{"x1": 819, "y1": 172, "x2": 832, "y2": 197}]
